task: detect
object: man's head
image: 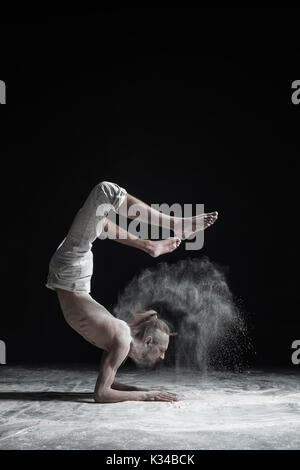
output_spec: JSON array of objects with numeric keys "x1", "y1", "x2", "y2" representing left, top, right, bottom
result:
[{"x1": 128, "y1": 310, "x2": 177, "y2": 368}]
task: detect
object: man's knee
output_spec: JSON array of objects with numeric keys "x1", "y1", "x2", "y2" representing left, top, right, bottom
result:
[
  {"x1": 96, "y1": 181, "x2": 116, "y2": 197},
  {"x1": 95, "y1": 181, "x2": 126, "y2": 212},
  {"x1": 93, "y1": 181, "x2": 115, "y2": 207},
  {"x1": 97, "y1": 181, "x2": 111, "y2": 192}
]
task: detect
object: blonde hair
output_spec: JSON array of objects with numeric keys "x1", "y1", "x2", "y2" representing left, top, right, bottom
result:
[{"x1": 128, "y1": 309, "x2": 177, "y2": 343}]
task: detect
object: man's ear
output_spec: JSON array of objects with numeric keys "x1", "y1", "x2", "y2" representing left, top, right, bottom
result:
[{"x1": 145, "y1": 335, "x2": 153, "y2": 346}]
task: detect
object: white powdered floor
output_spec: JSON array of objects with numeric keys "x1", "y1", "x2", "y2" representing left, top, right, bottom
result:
[{"x1": 0, "y1": 365, "x2": 299, "y2": 450}]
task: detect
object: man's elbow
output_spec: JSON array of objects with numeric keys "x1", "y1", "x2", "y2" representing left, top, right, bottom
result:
[{"x1": 94, "y1": 388, "x2": 111, "y2": 403}]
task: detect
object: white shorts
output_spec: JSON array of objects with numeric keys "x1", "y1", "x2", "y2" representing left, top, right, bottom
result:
[
  {"x1": 46, "y1": 248, "x2": 94, "y2": 293},
  {"x1": 45, "y1": 181, "x2": 127, "y2": 293}
]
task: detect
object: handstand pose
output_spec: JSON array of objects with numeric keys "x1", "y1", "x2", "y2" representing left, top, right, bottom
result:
[{"x1": 46, "y1": 181, "x2": 218, "y2": 403}]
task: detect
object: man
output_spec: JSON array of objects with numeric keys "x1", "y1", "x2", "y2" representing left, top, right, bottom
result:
[{"x1": 46, "y1": 181, "x2": 218, "y2": 402}]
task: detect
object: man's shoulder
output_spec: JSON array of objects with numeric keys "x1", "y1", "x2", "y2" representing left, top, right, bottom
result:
[
  {"x1": 112, "y1": 321, "x2": 131, "y2": 365},
  {"x1": 114, "y1": 319, "x2": 131, "y2": 344}
]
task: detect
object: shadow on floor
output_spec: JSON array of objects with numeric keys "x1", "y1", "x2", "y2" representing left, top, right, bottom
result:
[{"x1": 0, "y1": 392, "x2": 95, "y2": 403}]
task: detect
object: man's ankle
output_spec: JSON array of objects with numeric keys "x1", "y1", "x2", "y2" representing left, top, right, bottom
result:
[{"x1": 142, "y1": 239, "x2": 152, "y2": 255}]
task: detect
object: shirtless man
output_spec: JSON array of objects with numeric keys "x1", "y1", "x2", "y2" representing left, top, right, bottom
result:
[{"x1": 46, "y1": 181, "x2": 218, "y2": 403}]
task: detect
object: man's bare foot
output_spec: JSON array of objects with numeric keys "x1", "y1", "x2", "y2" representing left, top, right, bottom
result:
[
  {"x1": 145, "y1": 237, "x2": 181, "y2": 258},
  {"x1": 173, "y1": 211, "x2": 218, "y2": 240}
]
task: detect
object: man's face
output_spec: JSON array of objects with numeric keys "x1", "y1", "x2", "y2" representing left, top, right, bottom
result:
[{"x1": 134, "y1": 332, "x2": 169, "y2": 369}]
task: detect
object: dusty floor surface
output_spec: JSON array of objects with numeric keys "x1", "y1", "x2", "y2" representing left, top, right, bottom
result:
[{"x1": 0, "y1": 364, "x2": 299, "y2": 450}]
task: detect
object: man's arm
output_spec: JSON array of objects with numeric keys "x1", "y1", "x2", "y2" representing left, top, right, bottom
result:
[
  {"x1": 94, "y1": 335, "x2": 148, "y2": 403},
  {"x1": 111, "y1": 381, "x2": 149, "y2": 392}
]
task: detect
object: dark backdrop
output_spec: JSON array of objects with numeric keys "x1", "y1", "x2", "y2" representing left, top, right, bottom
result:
[{"x1": 1, "y1": 8, "x2": 299, "y2": 367}]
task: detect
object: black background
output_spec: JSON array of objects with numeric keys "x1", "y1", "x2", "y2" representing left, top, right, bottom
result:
[{"x1": 1, "y1": 8, "x2": 299, "y2": 367}]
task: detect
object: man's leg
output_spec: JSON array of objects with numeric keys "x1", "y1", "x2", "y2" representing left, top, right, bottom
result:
[
  {"x1": 118, "y1": 193, "x2": 218, "y2": 240},
  {"x1": 102, "y1": 218, "x2": 181, "y2": 258}
]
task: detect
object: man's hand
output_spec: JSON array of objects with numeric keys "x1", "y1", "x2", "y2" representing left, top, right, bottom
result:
[
  {"x1": 145, "y1": 390, "x2": 178, "y2": 402},
  {"x1": 94, "y1": 388, "x2": 179, "y2": 403}
]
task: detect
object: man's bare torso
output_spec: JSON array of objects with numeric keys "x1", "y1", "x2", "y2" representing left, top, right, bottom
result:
[{"x1": 56, "y1": 288, "x2": 130, "y2": 352}]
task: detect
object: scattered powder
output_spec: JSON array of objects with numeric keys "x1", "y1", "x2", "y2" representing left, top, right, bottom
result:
[{"x1": 113, "y1": 256, "x2": 253, "y2": 372}]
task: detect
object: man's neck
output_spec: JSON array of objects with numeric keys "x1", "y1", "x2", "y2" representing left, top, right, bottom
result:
[{"x1": 128, "y1": 339, "x2": 141, "y2": 360}]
